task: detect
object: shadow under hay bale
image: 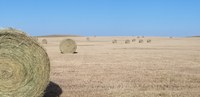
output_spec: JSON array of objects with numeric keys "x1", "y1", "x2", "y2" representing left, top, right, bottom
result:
[
  {"x1": 60, "y1": 39, "x2": 77, "y2": 54},
  {"x1": 0, "y1": 28, "x2": 50, "y2": 97},
  {"x1": 125, "y1": 40, "x2": 130, "y2": 44},
  {"x1": 112, "y1": 39, "x2": 117, "y2": 44},
  {"x1": 42, "y1": 39, "x2": 48, "y2": 44},
  {"x1": 139, "y1": 39, "x2": 144, "y2": 43},
  {"x1": 43, "y1": 81, "x2": 62, "y2": 97}
]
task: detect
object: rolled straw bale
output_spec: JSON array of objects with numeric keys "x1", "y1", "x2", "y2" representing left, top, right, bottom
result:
[
  {"x1": 147, "y1": 39, "x2": 151, "y2": 43},
  {"x1": 125, "y1": 40, "x2": 130, "y2": 44},
  {"x1": 0, "y1": 28, "x2": 50, "y2": 97},
  {"x1": 112, "y1": 39, "x2": 117, "y2": 44},
  {"x1": 60, "y1": 39, "x2": 77, "y2": 54},
  {"x1": 86, "y1": 37, "x2": 90, "y2": 41},
  {"x1": 139, "y1": 39, "x2": 144, "y2": 43},
  {"x1": 42, "y1": 39, "x2": 48, "y2": 44},
  {"x1": 132, "y1": 39, "x2": 136, "y2": 42}
]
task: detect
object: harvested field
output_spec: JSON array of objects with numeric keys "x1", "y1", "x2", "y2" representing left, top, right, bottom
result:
[{"x1": 40, "y1": 36, "x2": 200, "y2": 97}]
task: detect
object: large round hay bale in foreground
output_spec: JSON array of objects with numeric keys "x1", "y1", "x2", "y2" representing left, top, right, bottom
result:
[
  {"x1": 42, "y1": 39, "x2": 48, "y2": 44},
  {"x1": 0, "y1": 29, "x2": 50, "y2": 97},
  {"x1": 60, "y1": 39, "x2": 77, "y2": 54}
]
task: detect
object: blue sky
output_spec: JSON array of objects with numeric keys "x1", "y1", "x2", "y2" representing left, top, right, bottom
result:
[{"x1": 0, "y1": 0, "x2": 199, "y2": 36}]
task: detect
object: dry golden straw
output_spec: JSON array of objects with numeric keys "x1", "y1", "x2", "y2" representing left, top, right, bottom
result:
[
  {"x1": 60, "y1": 39, "x2": 77, "y2": 54},
  {"x1": 31, "y1": 36, "x2": 38, "y2": 42},
  {"x1": 0, "y1": 28, "x2": 50, "y2": 97}
]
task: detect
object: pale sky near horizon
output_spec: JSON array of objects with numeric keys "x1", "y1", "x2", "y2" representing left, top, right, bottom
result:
[{"x1": 0, "y1": 0, "x2": 199, "y2": 36}]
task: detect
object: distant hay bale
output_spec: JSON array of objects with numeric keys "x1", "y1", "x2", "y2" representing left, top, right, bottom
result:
[
  {"x1": 0, "y1": 29, "x2": 50, "y2": 97},
  {"x1": 147, "y1": 39, "x2": 151, "y2": 43},
  {"x1": 112, "y1": 39, "x2": 117, "y2": 44},
  {"x1": 86, "y1": 37, "x2": 90, "y2": 41},
  {"x1": 137, "y1": 36, "x2": 140, "y2": 38},
  {"x1": 125, "y1": 40, "x2": 130, "y2": 44},
  {"x1": 132, "y1": 39, "x2": 136, "y2": 42},
  {"x1": 139, "y1": 39, "x2": 144, "y2": 43},
  {"x1": 42, "y1": 39, "x2": 48, "y2": 44},
  {"x1": 60, "y1": 39, "x2": 77, "y2": 54}
]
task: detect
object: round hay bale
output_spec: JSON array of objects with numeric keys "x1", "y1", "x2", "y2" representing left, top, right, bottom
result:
[
  {"x1": 86, "y1": 37, "x2": 90, "y2": 41},
  {"x1": 42, "y1": 39, "x2": 48, "y2": 44},
  {"x1": 0, "y1": 29, "x2": 50, "y2": 97},
  {"x1": 125, "y1": 40, "x2": 130, "y2": 44},
  {"x1": 139, "y1": 39, "x2": 144, "y2": 43},
  {"x1": 132, "y1": 39, "x2": 136, "y2": 42},
  {"x1": 112, "y1": 39, "x2": 117, "y2": 44},
  {"x1": 59, "y1": 39, "x2": 77, "y2": 54},
  {"x1": 147, "y1": 39, "x2": 151, "y2": 43},
  {"x1": 137, "y1": 36, "x2": 140, "y2": 38}
]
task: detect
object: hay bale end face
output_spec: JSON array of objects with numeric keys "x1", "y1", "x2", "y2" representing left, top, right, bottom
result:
[
  {"x1": 112, "y1": 40, "x2": 117, "y2": 44},
  {"x1": 60, "y1": 39, "x2": 77, "y2": 54},
  {"x1": 0, "y1": 29, "x2": 50, "y2": 97},
  {"x1": 125, "y1": 40, "x2": 130, "y2": 44},
  {"x1": 42, "y1": 39, "x2": 48, "y2": 44},
  {"x1": 139, "y1": 39, "x2": 144, "y2": 43}
]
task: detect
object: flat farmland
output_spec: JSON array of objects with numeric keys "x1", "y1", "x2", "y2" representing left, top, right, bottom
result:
[{"x1": 40, "y1": 36, "x2": 200, "y2": 97}]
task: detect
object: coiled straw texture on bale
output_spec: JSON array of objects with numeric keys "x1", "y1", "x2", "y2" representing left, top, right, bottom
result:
[
  {"x1": 0, "y1": 29, "x2": 50, "y2": 97},
  {"x1": 60, "y1": 39, "x2": 77, "y2": 54}
]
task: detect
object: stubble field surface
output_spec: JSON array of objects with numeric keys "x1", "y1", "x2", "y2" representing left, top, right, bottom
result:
[{"x1": 39, "y1": 36, "x2": 200, "y2": 97}]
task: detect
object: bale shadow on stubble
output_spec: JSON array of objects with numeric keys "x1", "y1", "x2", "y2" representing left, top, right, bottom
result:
[{"x1": 43, "y1": 81, "x2": 62, "y2": 97}]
